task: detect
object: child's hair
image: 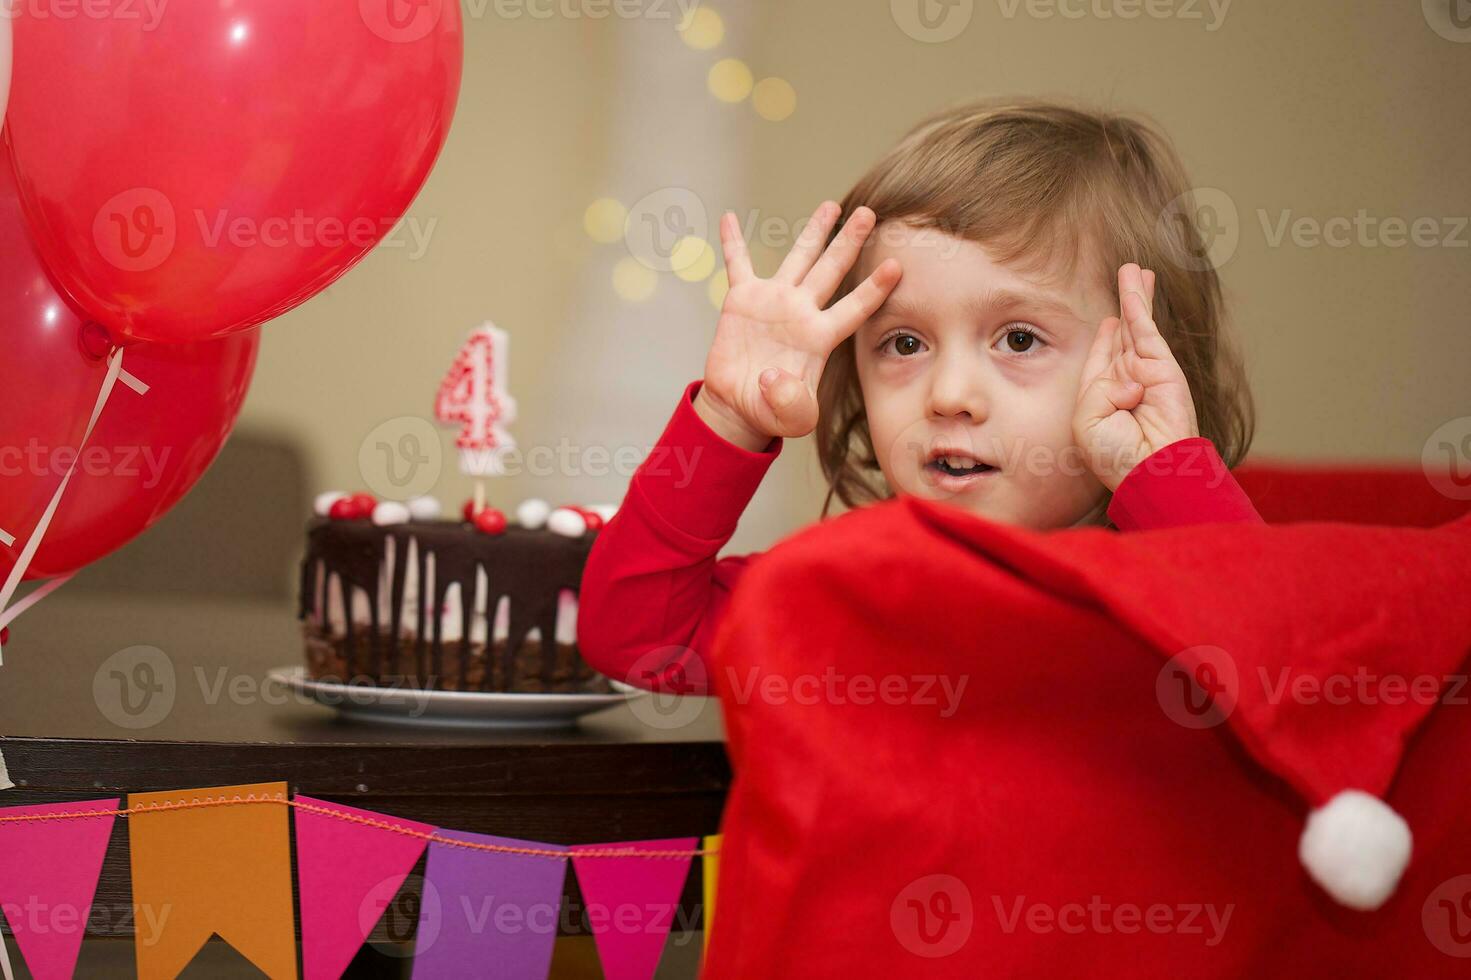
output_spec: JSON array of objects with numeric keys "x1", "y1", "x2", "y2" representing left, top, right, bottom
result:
[{"x1": 815, "y1": 96, "x2": 1256, "y2": 522}]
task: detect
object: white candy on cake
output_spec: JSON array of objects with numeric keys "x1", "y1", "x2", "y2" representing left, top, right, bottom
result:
[{"x1": 516, "y1": 497, "x2": 551, "y2": 529}]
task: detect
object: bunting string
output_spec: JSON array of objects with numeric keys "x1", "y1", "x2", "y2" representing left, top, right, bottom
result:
[{"x1": 0, "y1": 791, "x2": 717, "y2": 859}]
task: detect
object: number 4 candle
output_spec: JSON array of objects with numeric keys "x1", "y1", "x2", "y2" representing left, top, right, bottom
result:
[{"x1": 435, "y1": 322, "x2": 518, "y2": 511}]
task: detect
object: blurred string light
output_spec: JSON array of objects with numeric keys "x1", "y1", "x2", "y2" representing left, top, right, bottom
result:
[
  {"x1": 594, "y1": 6, "x2": 796, "y2": 304},
  {"x1": 671, "y1": 236, "x2": 716, "y2": 282},
  {"x1": 583, "y1": 197, "x2": 627, "y2": 244},
  {"x1": 708, "y1": 58, "x2": 753, "y2": 103},
  {"x1": 678, "y1": 6, "x2": 724, "y2": 49},
  {"x1": 752, "y1": 77, "x2": 796, "y2": 121},
  {"x1": 612, "y1": 256, "x2": 658, "y2": 302}
]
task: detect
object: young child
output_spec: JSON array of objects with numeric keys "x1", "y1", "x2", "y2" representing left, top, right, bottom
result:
[{"x1": 578, "y1": 97, "x2": 1264, "y2": 695}]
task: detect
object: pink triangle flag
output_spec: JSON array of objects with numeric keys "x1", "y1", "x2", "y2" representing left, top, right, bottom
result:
[
  {"x1": 293, "y1": 796, "x2": 434, "y2": 980},
  {"x1": 570, "y1": 838, "x2": 697, "y2": 980},
  {"x1": 0, "y1": 798, "x2": 119, "y2": 980}
]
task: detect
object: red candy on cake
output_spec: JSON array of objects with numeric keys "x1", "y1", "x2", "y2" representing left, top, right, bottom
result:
[{"x1": 473, "y1": 508, "x2": 507, "y2": 535}]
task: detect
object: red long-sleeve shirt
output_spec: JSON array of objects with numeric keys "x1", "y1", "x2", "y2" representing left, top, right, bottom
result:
[{"x1": 578, "y1": 379, "x2": 1264, "y2": 696}]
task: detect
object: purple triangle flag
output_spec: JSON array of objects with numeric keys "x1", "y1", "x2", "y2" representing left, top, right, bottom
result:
[
  {"x1": 570, "y1": 838, "x2": 697, "y2": 980},
  {"x1": 410, "y1": 830, "x2": 567, "y2": 980},
  {"x1": 293, "y1": 796, "x2": 433, "y2": 980},
  {"x1": 0, "y1": 798, "x2": 119, "y2": 980}
]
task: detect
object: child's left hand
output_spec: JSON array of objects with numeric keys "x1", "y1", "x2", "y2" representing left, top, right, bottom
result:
[{"x1": 1073, "y1": 263, "x2": 1200, "y2": 492}]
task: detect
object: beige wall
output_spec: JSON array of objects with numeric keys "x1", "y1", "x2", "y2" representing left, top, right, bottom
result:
[{"x1": 237, "y1": 1, "x2": 1471, "y2": 557}]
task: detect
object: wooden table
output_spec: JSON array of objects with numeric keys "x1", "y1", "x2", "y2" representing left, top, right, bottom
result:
[{"x1": 0, "y1": 591, "x2": 729, "y2": 977}]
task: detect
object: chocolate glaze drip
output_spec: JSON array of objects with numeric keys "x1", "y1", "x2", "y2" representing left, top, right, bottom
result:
[{"x1": 297, "y1": 518, "x2": 595, "y2": 691}]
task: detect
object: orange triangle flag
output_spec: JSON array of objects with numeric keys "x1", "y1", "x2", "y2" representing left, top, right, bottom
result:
[{"x1": 127, "y1": 781, "x2": 297, "y2": 979}]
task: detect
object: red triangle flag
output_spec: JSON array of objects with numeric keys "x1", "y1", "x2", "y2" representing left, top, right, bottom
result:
[
  {"x1": 570, "y1": 838, "x2": 696, "y2": 980},
  {"x1": 293, "y1": 796, "x2": 434, "y2": 980},
  {"x1": 0, "y1": 798, "x2": 119, "y2": 980}
]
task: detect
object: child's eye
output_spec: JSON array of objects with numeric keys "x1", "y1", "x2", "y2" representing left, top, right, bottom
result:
[
  {"x1": 996, "y1": 323, "x2": 1046, "y2": 356},
  {"x1": 876, "y1": 330, "x2": 926, "y2": 357}
]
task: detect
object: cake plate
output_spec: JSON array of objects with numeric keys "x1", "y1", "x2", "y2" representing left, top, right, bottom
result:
[{"x1": 267, "y1": 666, "x2": 647, "y2": 729}]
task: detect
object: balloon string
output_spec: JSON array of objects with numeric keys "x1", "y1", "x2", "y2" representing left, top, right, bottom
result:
[{"x1": 0, "y1": 348, "x2": 128, "y2": 665}]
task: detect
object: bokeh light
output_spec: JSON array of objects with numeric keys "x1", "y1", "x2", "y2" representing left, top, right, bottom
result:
[
  {"x1": 583, "y1": 198, "x2": 627, "y2": 244},
  {"x1": 671, "y1": 236, "x2": 717, "y2": 282},
  {"x1": 752, "y1": 77, "x2": 797, "y2": 121},
  {"x1": 708, "y1": 58, "x2": 754, "y2": 103},
  {"x1": 612, "y1": 257, "x2": 659, "y2": 302},
  {"x1": 679, "y1": 7, "x2": 724, "y2": 50}
]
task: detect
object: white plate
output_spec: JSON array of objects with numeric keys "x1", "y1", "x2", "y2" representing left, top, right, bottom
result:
[{"x1": 267, "y1": 665, "x2": 645, "y2": 730}]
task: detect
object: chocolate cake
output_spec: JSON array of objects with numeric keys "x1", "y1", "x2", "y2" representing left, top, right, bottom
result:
[{"x1": 297, "y1": 510, "x2": 614, "y2": 694}]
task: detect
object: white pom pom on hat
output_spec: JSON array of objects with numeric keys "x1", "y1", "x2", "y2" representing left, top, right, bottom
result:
[{"x1": 1298, "y1": 790, "x2": 1411, "y2": 911}]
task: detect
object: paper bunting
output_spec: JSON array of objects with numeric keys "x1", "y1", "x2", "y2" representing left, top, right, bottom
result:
[
  {"x1": 413, "y1": 830, "x2": 567, "y2": 980},
  {"x1": 570, "y1": 838, "x2": 697, "y2": 980},
  {"x1": 701, "y1": 833, "x2": 721, "y2": 957},
  {"x1": 0, "y1": 785, "x2": 714, "y2": 980},
  {"x1": 293, "y1": 796, "x2": 433, "y2": 980},
  {"x1": 128, "y1": 782, "x2": 297, "y2": 979},
  {"x1": 0, "y1": 798, "x2": 118, "y2": 980}
]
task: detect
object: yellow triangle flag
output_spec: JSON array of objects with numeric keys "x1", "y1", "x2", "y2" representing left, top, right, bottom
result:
[
  {"x1": 127, "y1": 781, "x2": 297, "y2": 979},
  {"x1": 702, "y1": 833, "x2": 722, "y2": 957}
]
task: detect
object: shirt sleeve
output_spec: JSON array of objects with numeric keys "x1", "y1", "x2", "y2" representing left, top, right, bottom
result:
[
  {"x1": 1107, "y1": 436, "x2": 1264, "y2": 531},
  {"x1": 577, "y1": 380, "x2": 781, "y2": 695}
]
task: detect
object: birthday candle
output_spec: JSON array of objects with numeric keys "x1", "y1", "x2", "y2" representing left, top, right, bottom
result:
[{"x1": 434, "y1": 321, "x2": 518, "y2": 476}]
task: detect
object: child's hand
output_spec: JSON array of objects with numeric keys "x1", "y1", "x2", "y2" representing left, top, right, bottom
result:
[
  {"x1": 1073, "y1": 263, "x2": 1201, "y2": 492},
  {"x1": 693, "y1": 202, "x2": 902, "y2": 451}
]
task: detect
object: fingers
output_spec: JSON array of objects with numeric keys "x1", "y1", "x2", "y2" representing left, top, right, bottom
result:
[
  {"x1": 802, "y1": 206, "x2": 878, "y2": 304},
  {"x1": 1080, "y1": 315, "x2": 1121, "y2": 391},
  {"x1": 1117, "y1": 263, "x2": 1147, "y2": 358},
  {"x1": 821, "y1": 257, "x2": 902, "y2": 343},
  {"x1": 1075, "y1": 373, "x2": 1145, "y2": 431},
  {"x1": 774, "y1": 201, "x2": 841, "y2": 286},
  {"x1": 1118, "y1": 266, "x2": 1173, "y2": 362},
  {"x1": 758, "y1": 366, "x2": 819, "y2": 437},
  {"x1": 1142, "y1": 267, "x2": 1156, "y2": 316},
  {"x1": 720, "y1": 212, "x2": 755, "y2": 287}
]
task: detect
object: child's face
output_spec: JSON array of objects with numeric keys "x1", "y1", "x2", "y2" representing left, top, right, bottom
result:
[{"x1": 852, "y1": 221, "x2": 1118, "y2": 530}]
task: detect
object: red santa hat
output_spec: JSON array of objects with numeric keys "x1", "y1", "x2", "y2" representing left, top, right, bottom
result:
[{"x1": 920, "y1": 503, "x2": 1471, "y2": 913}]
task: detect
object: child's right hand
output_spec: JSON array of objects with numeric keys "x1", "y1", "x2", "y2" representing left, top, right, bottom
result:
[{"x1": 693, "y1": 201, "x2": 902, "y2": 451}]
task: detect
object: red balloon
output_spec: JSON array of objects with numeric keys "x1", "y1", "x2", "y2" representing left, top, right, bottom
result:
[
  {"x1": 0, "y1": 156, "x2": 111, "y2": 557},
  {"x1": 0, "y1": 149, "x2": 260, "y2": 582},
  {"x1": 21, "y1": 330, "x2": 259, "y2": 580},
  {"x1": 4, "y1": 0, "x2": 462, "y2": 345}
]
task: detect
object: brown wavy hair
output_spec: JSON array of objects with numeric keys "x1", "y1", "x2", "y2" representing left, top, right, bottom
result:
[{"x1": 814, "y1": 97, "x2": 1255, "y2": 524}]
